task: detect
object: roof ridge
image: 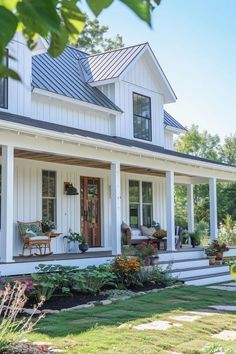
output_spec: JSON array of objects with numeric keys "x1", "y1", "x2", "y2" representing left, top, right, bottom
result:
[{"x1": 82, "y1": 42, "x2": 148, "y2": 59}]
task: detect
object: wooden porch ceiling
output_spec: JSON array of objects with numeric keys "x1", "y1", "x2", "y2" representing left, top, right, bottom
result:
[{"x1": 12, "y1": 149, "x2": 183, "y2": 177}]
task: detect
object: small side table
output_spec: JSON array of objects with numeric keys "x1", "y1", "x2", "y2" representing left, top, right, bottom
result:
[{"x1": 49, "y1": 232, "x2": 62, "y2": 239}]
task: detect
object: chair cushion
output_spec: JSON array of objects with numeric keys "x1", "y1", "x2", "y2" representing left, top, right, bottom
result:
[
  {"x1": 140, "y1": 226, "x2": 156, "y2": 237},
  {"x1": 28, "y1": 236, "x2": 50, "y2": 241},
  {"x1": 18, "y1": 223, "x2": 43, "y2": 236},
  {"x1": 121, "y1": 221, "x2": 130, "y2": 231}
]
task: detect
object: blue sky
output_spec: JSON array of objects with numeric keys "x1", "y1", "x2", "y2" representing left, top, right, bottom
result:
[{"x1": 82, "y1": 0, "x2": 236, "y2": 140}]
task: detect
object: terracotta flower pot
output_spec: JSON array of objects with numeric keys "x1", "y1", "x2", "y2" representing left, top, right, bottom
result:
[{"x1": 215, "y1": 252, "x2": 223, "y2": 261}]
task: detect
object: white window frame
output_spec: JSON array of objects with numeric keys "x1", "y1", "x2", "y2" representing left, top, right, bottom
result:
[{"x1": 42, "y1": 170, "x2": 57, "y2": 222}]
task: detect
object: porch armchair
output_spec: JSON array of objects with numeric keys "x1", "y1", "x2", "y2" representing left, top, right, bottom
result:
[{"x1": 17, "y1": 221, "x2": 52, "y2": 256}]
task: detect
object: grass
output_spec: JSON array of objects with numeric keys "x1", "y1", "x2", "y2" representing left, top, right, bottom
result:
[{"x1": 28, "y1": 285, "x2": 236, "y2": 354}]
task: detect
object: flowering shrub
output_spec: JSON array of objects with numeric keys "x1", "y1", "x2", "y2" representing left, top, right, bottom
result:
[
  {"x1": 134, "y1": 242, "x2": 157, "y2": 259},
  {"x1": 152, "y1": 229, "x2": 167, "y2": 239},
  {"x1": 111, "y1": 256, "x2": 141, "y2": 288}
]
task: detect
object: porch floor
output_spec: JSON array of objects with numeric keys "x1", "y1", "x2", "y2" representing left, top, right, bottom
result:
[{"x1": 13, "y1": 250, "x2": 113, "y2": 263}]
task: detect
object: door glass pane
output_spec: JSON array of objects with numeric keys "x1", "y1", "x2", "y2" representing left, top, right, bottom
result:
[
  {"x1": 129, "y1": 180, "x2": 139, "y2": 203},
  {"x1": 142, "y1": 182, "x2": 152, "y2": 203},
  {"x1": 129, "y1": 204, "x2": 139, "y2": 228},
  {"x1": 142, "y1": 204, "x2": 152, "y2": 227}
]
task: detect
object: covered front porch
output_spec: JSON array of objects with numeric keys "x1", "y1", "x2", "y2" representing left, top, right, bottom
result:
[{"x1": 0, "y1": 126, "x2": 236, "y2": 274}]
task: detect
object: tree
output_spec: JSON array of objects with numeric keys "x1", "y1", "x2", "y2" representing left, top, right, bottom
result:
[
  {"x1": 175, "y1": 125, "x2": 221, "y2": 227},
  {"x1": 0, "y1": 0, "x2": 161, "y2": 79},
  {"x1": 175, "y1": 125, "x2": 236, "y2": 228},
  {"x1": 221, "y1": 134, "x2": 236, "y2": 165},
  {"x1": 77, "y1": 17, "x2": 124, "y2": 54}
]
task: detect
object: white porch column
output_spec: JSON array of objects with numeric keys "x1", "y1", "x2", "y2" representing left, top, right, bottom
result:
[
  {"x1": 187, "y1": 184, "x2": 194, "y2": 233},
  {"x1": 111, "y1": 162, "x2": 121, "y2": 255},
  {"x1": 209, "y1": 177, "x2": 218, "y2": 240},
  {"x1": 166, "y1": 171, "x2": 175, "y2": 251},
  {"x1": 1, "y1": 145, "x2": 14, "y2": 262}
]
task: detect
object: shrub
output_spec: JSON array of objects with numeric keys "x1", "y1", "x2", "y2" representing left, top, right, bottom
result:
[
  {"x1": 218, "y1": 215, "x2": 236, "y2": 246},
  {"x1": 72, "y1": 267, "x2": 116, "y2": 294},
  {"x1": 111, "y1": 256, "x2": 141, "y2": 288}
]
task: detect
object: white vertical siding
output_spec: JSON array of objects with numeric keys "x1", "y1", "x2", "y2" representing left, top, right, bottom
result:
[
  {"x1": 113, "y1": 53, "x2": 165, "y2": 146},
  {"x1": 12, "y1": 158, "x2": 111, "y2": 256},
  {"x1": 97, "y1": 84, "x2": 115, "y2": 102},
  {"x1": 31, "y1": 94, "x2": 113, "y2": 135},
  {"x1": 164, "y1": 131, "x2": 174, "y2": 150},
  {"x1": 0, "y1": 33, "x2": 31, "y2": 117}
]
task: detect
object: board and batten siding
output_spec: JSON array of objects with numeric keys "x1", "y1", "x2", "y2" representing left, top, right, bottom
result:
[
  {"x1": 0, "y1": 156, "x2": 167, "y2": 256},
  {"x1": 113, "y1": 53, "x2": 165, "y2": 147},
  {"x1": 164, "y1": 131, "x2": 174, "y2": 150},
  {"x1": 0, "y1": 33, "x2": 32, "y2": 117},
  {"x1": 11, "y1": 158, "x2": 112, "y2": 256},
  {"x1": 31, "y1": 94, "x2": 114, "y2": 135}
]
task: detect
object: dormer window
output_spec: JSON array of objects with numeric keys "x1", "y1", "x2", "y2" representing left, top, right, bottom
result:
[
  {"x1": 0, "y1": 52, "x2": 8, "y2": 109},
  {"x1": 133, "y1": 92, "x2": 152, "y2": 141}
]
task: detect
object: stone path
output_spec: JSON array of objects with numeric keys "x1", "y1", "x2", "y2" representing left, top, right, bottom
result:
[
  {"x1": 212, "y1": 330, "x2": 236, "y2": 341},
  {"x1": 207, "y1": 281, "x2": 236, "y2": 292},
  {"x1": 133, "y1": 320, "x2": 182, "y2": 331}
]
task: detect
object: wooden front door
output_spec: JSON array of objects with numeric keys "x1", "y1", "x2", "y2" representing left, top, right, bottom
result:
[{"x1": 80, "y1": 177, "x2": 101, "y2": 247}]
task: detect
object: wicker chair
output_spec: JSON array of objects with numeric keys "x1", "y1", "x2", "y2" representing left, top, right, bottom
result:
[{"x1": 17, "y1": 221, "x2": 52, "y2": 256}]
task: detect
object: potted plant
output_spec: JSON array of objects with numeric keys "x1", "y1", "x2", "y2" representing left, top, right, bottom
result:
[
  {"x1": 152, "y1": 229, "x2": 167, "y2": 239},
  {"x1": 63, "y1": 231, "x2": 81, "y2": 253},
  {"x1": 188, "y1": 230, "x2": 201, "y2": 248},
  {"x1": 133, "y1": 242, "x2": 157, "y2": 266},
  {"x1": 213, "y1": 240, "x2": 229, "y2": 261},
  {"x1": 78, "y1": 234, "x2": 89, "y2": 253},
  {"x1": 41, "y1": 218, "x2": 56, "y2": 233},
  {"x1": 204, "y1": 242, "x2": 216, "y2": 265}
]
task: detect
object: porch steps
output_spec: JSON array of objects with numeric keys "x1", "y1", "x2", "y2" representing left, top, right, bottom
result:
[
  {"x1": 158, "y1": 257, "x2": 209, "y2": 271},
  {"x1": 157, "y1": 249, "x2": 233, "y2": 286},
  {"x1": 183, "y1": 271, "x2": 233, "y2": 286},
  {"x1": 170, "y1": 264, "x2": 229, "y2": 280}
]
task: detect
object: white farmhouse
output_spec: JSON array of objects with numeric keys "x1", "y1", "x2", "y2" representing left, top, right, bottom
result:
[{"x1": 0, "y1": 34, "x2": 235, "y2": 283}]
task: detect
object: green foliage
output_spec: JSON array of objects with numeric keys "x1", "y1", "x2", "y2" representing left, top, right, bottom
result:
[
  {"x1": 175, "y1": 125, "x2": 236, "y2": 227},
  {"x1": 0, "y1": 0, "x2": 162, "y2": 79},
  {"x1": 218, "y1": 215, "x2": 236, "y2": 246},
  {"x1": 72, "y1": 266, "x2": 116, "y2": 294},
  {"x1": 77, "y1": 16, "x2": 124, "y2": 54},
  {"x1": 31, "y1": 263, "x2": 116, "y2": 299},
  {"x1": 104, "y1": 288, "x2": 135, "y2": 299},
  {"x1": 111, "y1": 256, "x2": 141, "y2": 288}
]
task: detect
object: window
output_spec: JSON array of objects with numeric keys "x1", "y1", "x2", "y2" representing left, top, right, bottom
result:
[
  {"x1": 129, "y1": 180, "x2": 153, "y2": 228},
  {"x1": 42, "y1": 170, "x2": 56, "y2": 222},
  {"x1": 0, "y1": 166, "x2": 1, "y2": 227},
  {"x1": 0, "y1": 53, "x2": 8, "y2": 109},
  {"x1": 133, "y1": 92, "x2": 152, "y2": 141}
]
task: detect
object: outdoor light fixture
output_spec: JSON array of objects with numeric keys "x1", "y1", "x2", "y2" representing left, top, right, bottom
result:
[{"x1": 64, "y1": 182, "x2": 79, "y2": 195}]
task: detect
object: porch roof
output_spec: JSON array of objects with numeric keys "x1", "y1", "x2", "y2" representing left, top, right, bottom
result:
[{"x1": 0, "y1": 111, "x2": 235, "y2": 171}]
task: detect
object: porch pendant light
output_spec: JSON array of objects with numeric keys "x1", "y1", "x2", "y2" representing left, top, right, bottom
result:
[{"x1": 65, "y1": 183, "x2": 79, "y2": 195}]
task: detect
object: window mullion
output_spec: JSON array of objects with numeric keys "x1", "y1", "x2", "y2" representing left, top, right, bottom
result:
[{"x1": 140, "y1": 181, "x2": 143, "y2": 227}]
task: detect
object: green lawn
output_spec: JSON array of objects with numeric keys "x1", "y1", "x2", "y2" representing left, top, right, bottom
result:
[{"x1": 29, "y1": 286, "x2": 236, "y2": 354}]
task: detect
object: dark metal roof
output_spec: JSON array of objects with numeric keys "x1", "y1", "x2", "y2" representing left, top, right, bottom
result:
[
  {"x1": 0, "y1": 111, "x2": 234, "y2": 169},
  {"x1": 80, "y1": 43, "x2": 147, "y2": 83},
  {"x1": 32, "y1": 46, "x2": 122, "y2": 112},
  {"x1": 164, "y1": 111, "x2": 186, "y2": 131}
]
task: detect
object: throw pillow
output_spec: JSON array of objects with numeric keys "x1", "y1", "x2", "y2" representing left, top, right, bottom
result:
[{"x1": 141, "y1": 226, "x2": 156, "y2": 237}]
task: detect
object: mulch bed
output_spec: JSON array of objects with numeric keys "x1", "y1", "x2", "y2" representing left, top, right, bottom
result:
[
  {"x1": 26, "y1": 292, "x2": 109, "y2": 310},
  {"x1": 5, "y1": 343, "x2": 49, "y2": 354}
]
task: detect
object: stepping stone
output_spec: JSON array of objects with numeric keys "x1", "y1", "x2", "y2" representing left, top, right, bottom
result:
[
  {"x1": 169, "y1": 314, "x2": 201, "y2": 322},
  {"x1": 133, "y1": 320, "x2": 182, "y2": 331},
  {"x1": 187, "y1": 311, "x2": 215, "y2": 316},
  {"x1": 208, "y1": 305, "x2": 236, "y2": 312},
  {"x1": 207, "y1": 286, "x2": 236, "y2": 292},
  {"x1": 221, "y1": 282, "x2": 236, "y2": 286},
  {"x1": 212, "y1": 330, "x2": 236, "y2": 341}
]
